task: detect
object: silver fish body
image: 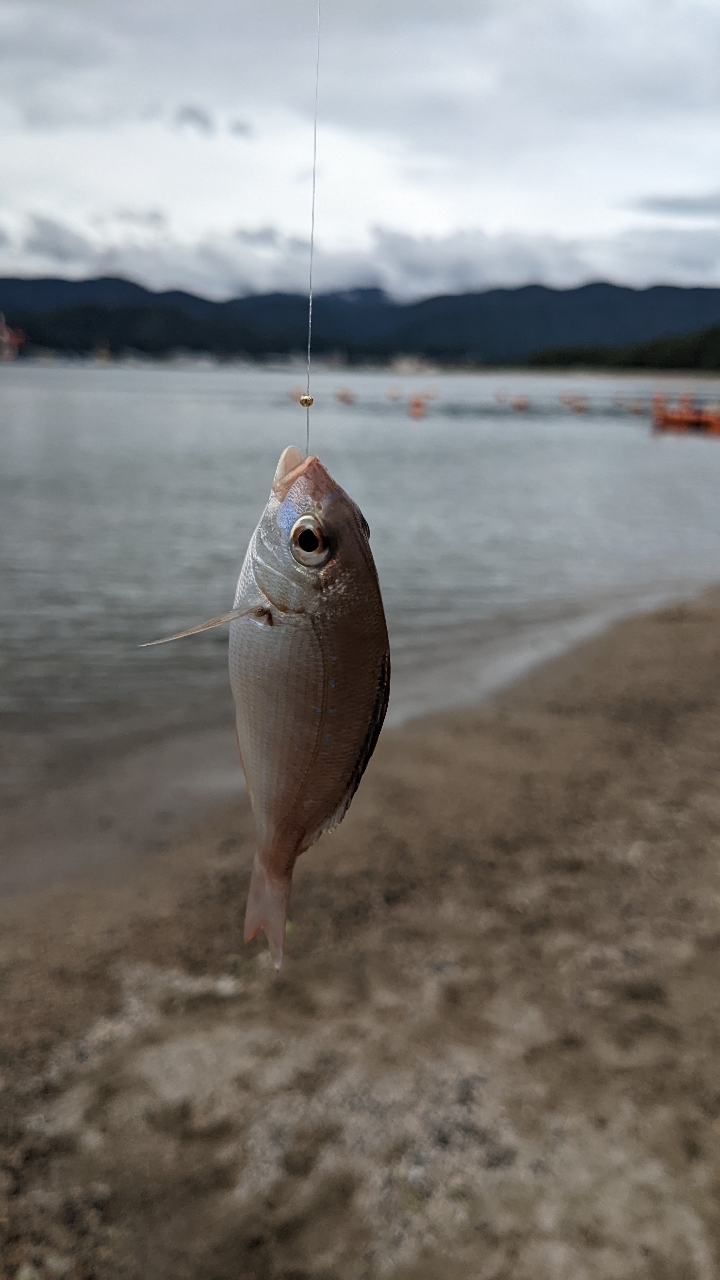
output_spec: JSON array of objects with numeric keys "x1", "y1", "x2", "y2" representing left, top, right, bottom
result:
[{"x1": 229, "y1": 446, "x2": 389, "y2": 967}]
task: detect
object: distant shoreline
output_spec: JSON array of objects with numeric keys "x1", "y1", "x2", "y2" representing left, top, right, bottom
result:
[
  {"x1": 6, "y1": 353, "x2": 720, "y2": 376},
  {"x1": 4, "y1": 275, "x2": 720, "y2": 367}
]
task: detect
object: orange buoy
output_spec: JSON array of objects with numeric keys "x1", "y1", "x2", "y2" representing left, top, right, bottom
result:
[
  {"x1": 652, "y1": 394, "x2": 720, "y2": 434},
  {"x1": 560, "y1": 393, "x2": 588, "y2": 413}
]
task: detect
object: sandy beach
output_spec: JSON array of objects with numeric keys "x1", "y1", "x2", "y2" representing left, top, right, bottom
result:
[{"x1": 3, "y1": 590, "x2": 720, "y2": 1279}]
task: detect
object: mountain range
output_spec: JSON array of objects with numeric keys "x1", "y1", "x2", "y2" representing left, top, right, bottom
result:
[{"x1": 4, "y1": 276, "x2": 720, "y2": 363}]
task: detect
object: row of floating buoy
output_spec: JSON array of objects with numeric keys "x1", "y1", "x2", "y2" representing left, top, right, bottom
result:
[
  {"x1": 288, "y1": 387, "x2": 720, "y2": 425},
  {"x1": 612, "y1": 396, "x2": 647, "y2": 416},
  {"x1": 559, "y1": 392, "x2": 589, "y2": 414},
  {"x1": 288, "y1": 385, "x2": 439, "y2": 418},
  {"x1": 289, "y1": 387, "x2": 580, "y2": 417},
  {"x1": 493, "y1": 392, "x2": 530, "y2": 411}
]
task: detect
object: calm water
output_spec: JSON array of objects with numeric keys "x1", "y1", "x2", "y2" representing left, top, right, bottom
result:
[{"x1": 4, "y1": 362, "x2": 720, "y2": 811}]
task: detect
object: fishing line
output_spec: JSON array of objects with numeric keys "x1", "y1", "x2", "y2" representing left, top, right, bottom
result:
[{"x1": 300, "y1": 0, "x2": 321, "y2": 457}]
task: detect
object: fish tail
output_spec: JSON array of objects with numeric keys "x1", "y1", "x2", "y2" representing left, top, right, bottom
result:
[{"x1": 243, "y1": 854, "x2": 291, "y2": 970}]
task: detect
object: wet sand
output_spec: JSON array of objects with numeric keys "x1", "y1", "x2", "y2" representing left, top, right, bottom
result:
[{"x1": 3, "y1": 591, "x2": 720, "y2": 1278}]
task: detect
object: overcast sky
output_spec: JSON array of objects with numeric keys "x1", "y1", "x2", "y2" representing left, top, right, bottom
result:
[{"x1": 2, "y1": 0, "x2": 720, "y2": 298}]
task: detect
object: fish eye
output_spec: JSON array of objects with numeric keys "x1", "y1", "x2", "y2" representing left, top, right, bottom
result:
[{"x1": 289, "y1": 515, "x2": 330, "y2": 567}]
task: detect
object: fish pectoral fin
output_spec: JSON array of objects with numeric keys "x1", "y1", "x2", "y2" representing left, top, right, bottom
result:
[
  {"x1": 139, "y1": 606, "x2": 255, "y2": 648},
  {"x1": 244, "y1": 854, "x2": 291, "y2": 970}
]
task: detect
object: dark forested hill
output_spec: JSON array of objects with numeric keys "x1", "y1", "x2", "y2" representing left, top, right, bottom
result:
[
  {"x1": 5, "y1": 276, "x2": 720, "y2": 362},
  {"x1": 531, "y1": 324, "x2": 720, "y2": 370}
]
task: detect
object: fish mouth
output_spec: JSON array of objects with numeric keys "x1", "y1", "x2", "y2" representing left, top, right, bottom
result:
[{"x1": 272, "y1": 446, "x2": 332, "y2": 502}]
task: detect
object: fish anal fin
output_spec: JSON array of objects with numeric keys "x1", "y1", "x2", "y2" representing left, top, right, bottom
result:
[
  {"x1": 243, "y1": 854, "x2": 291, "y2": 970},
  {"x1": 308, "y1": 788, "x2": 354, "y2": 845}
]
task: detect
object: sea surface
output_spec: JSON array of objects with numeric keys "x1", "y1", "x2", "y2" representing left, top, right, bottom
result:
[{"x1": 4, "y1": 362, "x2": 720, "y2": 886}]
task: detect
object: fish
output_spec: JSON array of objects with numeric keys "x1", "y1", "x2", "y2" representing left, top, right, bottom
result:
[
  {"x1": 230, "y1": 446, "x2": 389, "y2": 967},
  {"x1": 141, "y1": 446, "x2": 390, "y2": 968}
]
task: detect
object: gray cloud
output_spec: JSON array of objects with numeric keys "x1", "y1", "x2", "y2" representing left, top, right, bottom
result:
[
  {"x1": 7, "y1": 216, "x2": 720, "y2": 301},
  {"x1": 112, "y1": 209, "x2": 167, "y2": 228},
  {"x1": 235, "y1": 227, "x2": 279, "y2": 247},
  {"x1": 174, "y1": 104, "x2": 213, "y2": 133},
  {"x1": 4, "y1": 1, "x2": 720, "y2": 152},
  {"x1": 3, "y1": 0, "x2": 720, "y2": 297},
  {"x1": 0, "y1": 3, "x2": 117, "y2": 129},
  {"x1": 638, "y1": 192, "x2": 720, "y2": 218},
  {"x1": 604, "y1": 225, "x2": 720, "y2": 284},
  {"x1": 367, "y1": 228, "x2": 588, "y2": 297},
  {"x1": 22, "y1": 216, "x2": 92, "y2": 263}
]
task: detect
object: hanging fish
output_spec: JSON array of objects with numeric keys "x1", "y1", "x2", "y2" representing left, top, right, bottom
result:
[{"x1": 142, "y1": 446, "x2": 390, "y2": 968}]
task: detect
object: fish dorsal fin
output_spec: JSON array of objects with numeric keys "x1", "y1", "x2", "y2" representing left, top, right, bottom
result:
[
  {"x1": 272, "y1": 446, "x2": 319, "y2": 500},
  {"x1": 274, "y1": 445, "x2": 304, "y2": 485}
]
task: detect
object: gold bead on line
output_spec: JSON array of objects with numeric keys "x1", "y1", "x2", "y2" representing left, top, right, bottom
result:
[{"x1": 299, "y1": 394, "x2": 313, "y2": 408}]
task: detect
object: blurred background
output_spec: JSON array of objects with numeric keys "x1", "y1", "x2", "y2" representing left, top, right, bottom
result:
[
  {"x1": 4, "y1": 0, "x2": 720, "y2": 890},
  {"x1": 4, "y1": 7, "x2": 720, "y2": 1276},
  {"x1": 4, "y1": 0, "x2": 717, "y2": 875}
]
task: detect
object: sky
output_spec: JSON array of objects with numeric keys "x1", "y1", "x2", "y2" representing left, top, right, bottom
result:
[{"x1": 2, "y1": 0, "x2": 720, "y2": 299}]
